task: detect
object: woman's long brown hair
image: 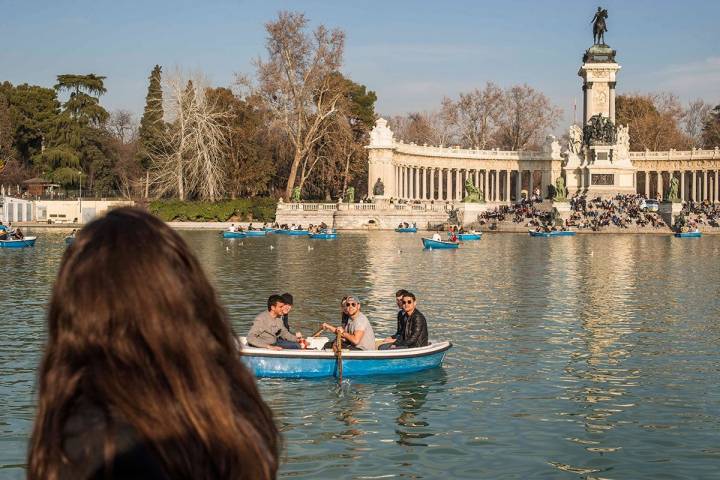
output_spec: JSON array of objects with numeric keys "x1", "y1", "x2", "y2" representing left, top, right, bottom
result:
[{"x1": 28, "y1": 208, "x2": 279, "y2": 479}]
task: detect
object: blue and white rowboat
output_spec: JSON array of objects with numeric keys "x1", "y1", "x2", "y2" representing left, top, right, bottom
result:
[
  {"x1": 528, "y1": 230, "x2": 576, "y2": 237},
  {"x1": 456, "y1": 232, "x2": 482, "y2": 241},
  {"x1": 240, "y1": 340, "x2": 452, "y2": 378},
  {"x1": 422, "y1": 237, "x2": 459, "y2": 249},
  {"x1": 675, "y1": 231, "x2": 702, "y2": 238},
  {"x1": 263, "y1": 227, "x2": 277, "y2": 233},
  {"x1": 395, "y1": 227, "x2": 418, "y2": 233},
  {"x1": 0, "y1": 236, "x2": 37, "y2": 248},
  {"x1": 244, "y1": 230, "x2": 267, "y2": 237},
  {"x1": 223, "y1": 231, "x2": 247, "y2": 239},
  {"x1": 309, "y1": 230, "x2": 338, "y2": 239}
]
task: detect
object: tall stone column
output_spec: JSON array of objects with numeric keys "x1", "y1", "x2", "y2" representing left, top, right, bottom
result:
[
  {"x1": 644, "y1": 171, "x2": 649, "y2": 197},
  {"x1": 656, "y1": 171, "x2": 662, "y2": 199},
  {"x1": 494, "y1": 170, "x2": 499, "y2": 202},
  {"x1": 505, "y1": 170, "x2": 511, "y2": 202},
  {"x1": 446, "y1": 168, "x2": 452, "y2": 201},
  {"x1": 680, "y1": 171, "x2": 685, "y2": 201},
  {"x1": 403, "y1": 167, "x2": 407, "y2": 199},
  {"x1": 515, "y1": 170, "x2": 522, "y2": 201},
  {"x1": 703, "y1": 170, "x2": 708, "y2": 201},
  {"x1": 483, "y1": 170, "x2": 489, "y2": 201},
  {"x1": 715, "y1": 170, "x2": 719, "y2": 203},
  {"x1": 429, "y1": 168, "x2": 435, "y2": 200},
  {"x1": 420, "y1": 168, "x2": 426, "y2": 200},
  {"x1": 413, "y1": 167, "x2": 419, "y2": 200},
  {"x1": 474, "y1": 169, "x2": 479, "y2": 188},
  {"x1": 456, "y1": 169, "x2": 462, "y2": 201},
  {"x1": 609, "y1": 81, "x2": 617, "y2": 123},
  {"x1": 438, "y1": 169, "x2": 443, "y2": 200}
]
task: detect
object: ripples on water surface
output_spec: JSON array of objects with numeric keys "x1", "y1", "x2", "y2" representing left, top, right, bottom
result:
[{"x1": 1, "y1": 229, "x2": 719, "y2": 479}]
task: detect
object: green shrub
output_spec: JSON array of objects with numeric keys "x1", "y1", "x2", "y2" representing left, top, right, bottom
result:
[{"x1": 149, "y1": 198, "x2": 278, "y2": 222}]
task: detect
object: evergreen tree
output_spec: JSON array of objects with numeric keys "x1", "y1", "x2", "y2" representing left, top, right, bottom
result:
[
  {"x1": 137, "y1": 65, "x2": 164, "y2": 197},
  {"x1": 0, "y1": 92, "x2": 15, "y2": 172},
  {"x1": 702, "y1": 105, "x2": 720, "y2": 148}
]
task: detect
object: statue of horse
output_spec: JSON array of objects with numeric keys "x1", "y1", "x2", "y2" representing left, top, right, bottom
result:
[
  {"x1": 462, "y1": 178, "x2": 484, "y2": 203},
  {"x1": 591, "y1": 7, "x2": 608, "y2": 45}
]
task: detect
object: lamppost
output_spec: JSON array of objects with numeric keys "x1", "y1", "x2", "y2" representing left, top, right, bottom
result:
[{"x1": 78, "y1": 170, "x2": 82, "y2": 224}]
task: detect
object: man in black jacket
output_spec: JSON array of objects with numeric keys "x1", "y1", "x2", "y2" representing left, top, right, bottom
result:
[{"x1": 379, "y1": 291, "x2": 428, "y2": 349}]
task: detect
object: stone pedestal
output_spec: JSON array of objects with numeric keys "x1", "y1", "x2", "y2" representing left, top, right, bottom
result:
[{"x1": 659, "y1": 201, "x2": 683, "y2": 227}]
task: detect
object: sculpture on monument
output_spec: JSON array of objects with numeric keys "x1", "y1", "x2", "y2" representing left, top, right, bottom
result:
[
  {"x1": 372, "y1": 177, "x2": 385, "y2": 196},
  {"x1": 591, "y1": 7, "x2": 609, "y2": 45},
  {"x1": 553, "y1": 176, "x2": 567, "y2": 202},
  {"x1": 462, "y1": 178, "x2": 485, "y2": 203},
  {"x1": 583, "y1": 114, "x2": 617, "y2": 146},
  {"x1": 568, "y1": 124, "x2": 583, "y2": 155},
  {"x1": 291, "y1": 186, "x2": 301, "y2": 202},
  {"x1": 666, "y1": 177, "x2": 680, "y2": 203}
]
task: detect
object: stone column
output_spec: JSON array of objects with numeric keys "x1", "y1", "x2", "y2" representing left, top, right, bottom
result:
[
  {"x1": 413, "y1": 167, "x2": 419, "y2": 200},
  {"x1": 420, "y1": 168, "x2": 426, "y2": 200},
  {"x1": 505, "y1": 170, "x2": 511, "y2": 202},
  {"x1": 680, "y1": 171, "x2": 685, "y2": 201},
  {"x1": 715, "y1": 170, "x2": 719, "y2": 203},
  {"x1": 609, "y1": 82, "x2": 617, "y2": 123},
  {"x1": 438, "y1": 169, "x2": 443, "y2": 200},
  {"x1": 483, "y1": 170, "x2": 489, "y2": 201},
  {"x1": 429, "y1": 168, "x2": 435, "y2": 200},
  {"x1": 656, "y1": 171, "x2": 662, "y2": 199},
  {"x1": 474, "y1": 169, "x2": 479, "y2": 188},
  {"x1": 703, "y1": 170, "x2": 708, "y2": 201},
  {"x1": 515, "y1": 170, "x2": 522, "y2": 201},
  {"x1": 446, "y1": 168, "x2": 452, "y2": 201},
  {"x1": 643, "y1": 171, "x2": 648, "y2": 197},
  {"x1": 691, "y1": 171, "x2": 696, "y2": 201},
  {"x1": 494, "y1": 170, "x2": 499, "y2": 202}
]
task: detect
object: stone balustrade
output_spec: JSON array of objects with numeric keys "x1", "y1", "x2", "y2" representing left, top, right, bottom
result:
[{"x1": 629, "y1": 147, "x2": 720, "y2": 161}]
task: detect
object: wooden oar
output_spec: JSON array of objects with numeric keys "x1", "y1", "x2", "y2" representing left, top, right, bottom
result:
[
  {"x1": 311, "y1": 325, "x2": 326, "y2": 337},
  {"x1": 334, "y1": 331, "x2": 343, "y2": 383}
]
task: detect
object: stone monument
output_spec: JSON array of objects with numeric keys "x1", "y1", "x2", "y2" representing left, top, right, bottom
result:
[
  {"x1": 366, "y1": 118, "x2": 395, "y2": 199},
  {"x1": 564, "y1": 7, "x2": 635, "y2": 197}
]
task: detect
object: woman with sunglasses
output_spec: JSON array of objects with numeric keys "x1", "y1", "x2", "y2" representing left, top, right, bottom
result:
[{"x1": 322, "y1": 296, "x2": 376, "y2": 350}]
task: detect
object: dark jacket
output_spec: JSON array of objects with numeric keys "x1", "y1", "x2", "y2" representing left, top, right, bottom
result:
[
  {"x1": 391, "y1": 309, "x2": 405, "y2": 339},
  {"x1": 394, "y1": 308, "x2": 428, "y2": 348}
]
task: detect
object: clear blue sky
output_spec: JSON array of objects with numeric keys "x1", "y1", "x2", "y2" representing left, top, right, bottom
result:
[{"x1": 2, "y1": 0, "x2": 719, "y2": 126}]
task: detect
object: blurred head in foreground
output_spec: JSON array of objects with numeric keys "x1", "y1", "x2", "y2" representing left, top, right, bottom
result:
[{"x1": 28, "y1": 207, "x2": 278, "y2": 480}]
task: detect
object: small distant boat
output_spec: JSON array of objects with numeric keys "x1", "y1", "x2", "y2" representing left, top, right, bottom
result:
[
  {"x1": 456, "y1": 232, "x2": 482, "y2": 241},
  {"x1": 64, "y1": 236, "x2": 75, "y2": 245},
  {"x1": 528, "y1": 230, "x2": 576, "y2": 237},
  {"x1": 240, "y1": 339, "x2": 452, "y2": 378},
  {"x1": 675, "y1": 231, "x2": 702, "y2": 238},
  {"x1": 223, "y1": 231, "x2": 247, "y2": 239},
  {"x1": 422, "y1": 237, "x2": 459, "y2": 249},
  {"x1": 244, "y1": 230, "x2": 267, "y2": 237},
  {"x1": 395, "y1": 227, "x2": 418, "y2": 233},
  {"x1": 309, "y1": 230, "x2": 338, "y2": 240},
  {"x1": 0, "y1": 236, "x2": 37, "y2": 248}
]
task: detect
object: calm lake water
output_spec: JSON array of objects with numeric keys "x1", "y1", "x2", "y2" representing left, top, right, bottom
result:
[{"x1": 1, "y1": 229, "x2": 719, "y2": 479}]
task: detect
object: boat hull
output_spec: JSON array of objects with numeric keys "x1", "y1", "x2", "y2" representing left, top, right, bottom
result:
[
  {"x1": 457, "y1": 233, "x2": 482, "y2": 241},
  {"x1": 309, "y1": 232, "x2": 337, "y2": 239},
  {"x1": 529, "y1": 230, "x2": 576, "y2": 237},
  {"x1": 222, "y1": 231, "x2": 247, "y2": 238},
  {"x1": 395, "y1": 227, "x2": 418, "y2": 233},
  {"x1": 675, "y1": 232, "x2": 701, "y2": 238},
  {"x1": 0, "y1": 236, "x2": 37, "y2": 248},
  {"x1": 282, "y1": 230, "x2": 309, "y2": 236},
  {"x1": 422, "y1": 237, "x2": 459, "y2": 249},
  {"x1": 241, "y1": 342, "x2": 452, "y2": 378},
  {"x1": 244, "y1": 230, "x2": 267, "y2": 237}
]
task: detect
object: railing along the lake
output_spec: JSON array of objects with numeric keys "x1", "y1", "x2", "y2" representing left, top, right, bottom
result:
[{"x1": 277, "y1": 202, "x2": 450, "y2": 212}]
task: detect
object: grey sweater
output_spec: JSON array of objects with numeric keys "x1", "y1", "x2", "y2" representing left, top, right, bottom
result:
[{"x1": 246, "y1": 310, "x2": 297, "y2": 348}]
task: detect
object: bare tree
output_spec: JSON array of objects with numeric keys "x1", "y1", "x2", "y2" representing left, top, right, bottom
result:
[
  {"x1": 441, "y1": 82, "x2": 504, "y2": 149},
  {"x1": 389, "y1": 111, "x2": 452, "y2": 146},
  {"x1": 255, "y1": 11, "x2": 345, "y2": 199},
  {"x1": 107, "y1": 110, "x2": 137, "y2": 144},
  {"x1": 682, "y1": 99, "x2": 712, "y2": 148},
  {"x1": 151, "y1": 71, "x2": 229, "y2": 201},
  {"x1": 495, "y1": 84, "x2": 562, "y2": 150}
]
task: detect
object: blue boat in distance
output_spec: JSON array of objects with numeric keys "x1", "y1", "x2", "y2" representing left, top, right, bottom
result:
[
  {"x1": 263, "y1": 227, "x2": 277, "y2": 233},
  {"x1": 222, "y1": 231, "x2": 247, "y2": 239},
  {"x1": 395, "y1": 227, "x2": 418, "y2": 233},
  {"x1": 281, "y1": 229, "x2": 309, "y2": 236},
  {"x1": 675, "y1": 231, "x2": 702, "y2": 238},
  {"x1": 309, "y1": 230, "x2": 338, "y2": 239},
  {"x1": 528, "y1": 230, "x2": 576, "y2": 237},
  {"x1": 456, "y1": 232, "x2": 482, "y2": 241},
  {"x1": 240, "y1": 340, "x2": 452, "y2": 378},
  {"x1": 0, "y1": 236, "x2": 37, "y2": 248},
  {"x1": 422, "y1": 237, "x2": 459, "y2": 249},
  {"x1": 244, "y1": 230, "x2": 267, "y2": 237}
]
